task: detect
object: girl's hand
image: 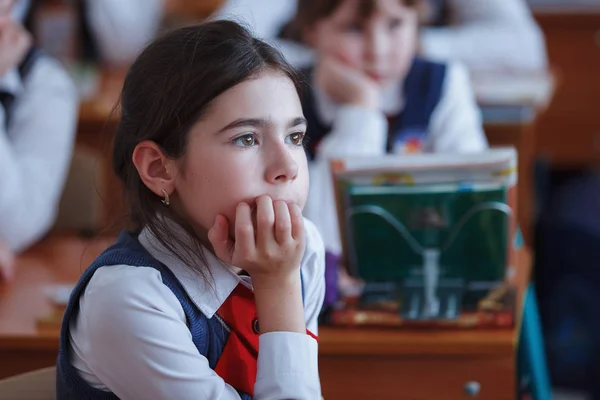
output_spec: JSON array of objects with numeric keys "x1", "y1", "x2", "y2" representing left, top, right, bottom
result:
[
  {"x1": 315, "y1": 55, "x2": 380, "y2": 110},
  {"x1": 0, "y1": 18, "x2": 31, "y2": 77},
  {"x1": 208, "y1": 195, "x2": 306, "y2": 283},
  {"x1": 208, "y1": 196, "x2": 307, "y2": 334},
  {"x1": 0, "y1": 239, "x2": 15, "y2": 284}
]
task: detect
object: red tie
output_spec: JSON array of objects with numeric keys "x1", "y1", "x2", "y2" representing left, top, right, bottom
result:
[{"x1": 214, "y1": 284, "x2": 318, "y2": 396}]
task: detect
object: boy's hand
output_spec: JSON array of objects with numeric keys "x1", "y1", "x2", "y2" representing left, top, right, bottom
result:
[
  {"x1": 315, "y1": 56, "x2": 380, "y2": 110},
  {"x1": 0, "y1": 239, "x2": 15, "y2": 284},
  {"x1": 208, "y1": 195, "x2": 306, "y2": 283},
  {"x1": 0, "y1": 18, "x2": 31, "y2": 76}
]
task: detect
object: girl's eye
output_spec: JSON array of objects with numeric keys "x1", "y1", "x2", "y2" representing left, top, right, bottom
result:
[
  {"x1": 344, "y1": 22, "x2": 363, "y2": 33},
  {"x1": 233, "y1": 134, "x2": 257, "y2": 147},
  {"x1": 286, "y1": 132, "x2": 305, "y2": 146}
]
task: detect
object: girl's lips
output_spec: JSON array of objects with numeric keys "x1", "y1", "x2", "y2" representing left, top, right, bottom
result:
[{"x1": 366, "y1": 71, "x2": 386, "y2": 82}]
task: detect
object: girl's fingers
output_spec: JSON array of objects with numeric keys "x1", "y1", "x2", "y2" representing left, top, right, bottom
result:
[
  {"x1": 207, "y1": 214, "x2": 233, "y2": 263},
  {"x1": 234, "y1": 202, "x2": 256, "y2": 260},
  {"x1": 274, "y1": 200, "x2": 292, "y2": 245},
  {"x1": 288, "y1": 202, "x2": 305, "y2": 242},
  {"x1": 255, "y1": 195, "x2": 275, "y2": 248}
]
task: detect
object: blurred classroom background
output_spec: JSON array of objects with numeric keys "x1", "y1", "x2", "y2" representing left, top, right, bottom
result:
[{"x1": 1, "y1": 0, "x2": 600, "y2": 399}]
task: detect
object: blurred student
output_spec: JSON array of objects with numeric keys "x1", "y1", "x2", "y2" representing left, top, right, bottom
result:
[
  {"x1": 212, "y1": 0, "x2": 547, "y2": 72},
  {"x1": 294, "y1": 0, "x2": 488, "y2": 309},
  {"x1": 0, "y1": 0, "x2": 77, "y2": 281}
]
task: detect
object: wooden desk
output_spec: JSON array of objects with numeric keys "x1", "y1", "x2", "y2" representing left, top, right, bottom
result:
[
  {"x1": 0, "y1": 235, "x2": 531, "y2": 400},
  {"x1": 0, "y1": 236, "x2": 112, "y2": 379},
  {"x1": 532, "y1": 5, "x2": 600, "y2": 168},
  {"x1": 318, "y1": 249, "x2": 531, "y2": 400}
]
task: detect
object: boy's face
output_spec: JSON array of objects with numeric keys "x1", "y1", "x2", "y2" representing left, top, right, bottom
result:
[{"x1": 310, "y1": 0, "x2": 418, "y2": 88}]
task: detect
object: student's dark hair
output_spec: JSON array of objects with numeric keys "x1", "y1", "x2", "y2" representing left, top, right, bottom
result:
[
  {"x1": 284, "y1": 0, "x2": 418, "y2": 40},
  {"x1": 112, "y1": 20, "x2": 302, "y2": 282}
]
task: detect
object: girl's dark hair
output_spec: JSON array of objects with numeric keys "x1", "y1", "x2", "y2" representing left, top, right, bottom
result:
[
  {"x1": 283, "y1": 0, "x2": 418, "y2": 41},
  {"x1": 112, "y1": 20, "x2": 302, "y2": 281}
]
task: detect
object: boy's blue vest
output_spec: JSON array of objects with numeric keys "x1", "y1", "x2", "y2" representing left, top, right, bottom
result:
[
  {"x1": 302, "y1": 58, "x2": 447, "y2": 160},
  {"x1": 56, "y1": 231, "x2": 255, "y2": 399}
]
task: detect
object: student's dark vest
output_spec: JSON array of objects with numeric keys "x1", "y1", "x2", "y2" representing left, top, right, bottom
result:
[
  {"x1": 56, "y1": 231, "x2": 311, "y2": 400},
  {"x1": 0, "y1": 47, "x2": 42, "y2": 128},
  {"x1": 301, "y1": 58, "x2": 447, "y2": 160}
]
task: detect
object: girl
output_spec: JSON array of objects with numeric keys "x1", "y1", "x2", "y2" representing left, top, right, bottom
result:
[
  {"x1": 56, "y1": 21, "x2": 325, "y2": 399},
  {"x1": 294, "y1": 0, "x2": 488, "y2": 310}
]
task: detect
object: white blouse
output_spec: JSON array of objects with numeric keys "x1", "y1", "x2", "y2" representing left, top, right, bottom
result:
[
  {"x1": 0, "y1": 55, "x2": 77, "y2": 252},
  {"x1": 68, "y1": 218, "x2": 325, "y2": 399}
]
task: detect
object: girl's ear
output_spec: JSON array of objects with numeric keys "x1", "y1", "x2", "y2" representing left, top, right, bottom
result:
[{"x1": 132, "y1": 140, "x2": 177, "y2": 199}]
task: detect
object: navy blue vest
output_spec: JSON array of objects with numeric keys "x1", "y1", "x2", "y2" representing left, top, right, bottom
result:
[
  {"x1": 55, "y1": 231, "x2": 252, "y2": 400},
  {"x1": 302, "y1": 58, "x2": 447, "y2": 159}
]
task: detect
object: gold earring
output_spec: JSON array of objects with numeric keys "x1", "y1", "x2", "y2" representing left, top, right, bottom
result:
[{"x1": 161, "y1": 189, "x2": 170, "y2": 206}]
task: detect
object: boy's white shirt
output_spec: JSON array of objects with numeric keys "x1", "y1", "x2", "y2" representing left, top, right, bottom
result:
[
  {"x1": 0, "y1": 56, "x2": 77, "y2": 252},
  {"x1": 68, "y1": 218, "x2": 325, "y2": 400},
  {"x1": 303, "y1": 61, "x2": 488, "y2": 254}
]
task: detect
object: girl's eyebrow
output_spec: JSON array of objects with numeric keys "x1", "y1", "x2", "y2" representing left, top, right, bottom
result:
[{"x1": 217, "y1": 117, "x2": 307, "y2": 133}]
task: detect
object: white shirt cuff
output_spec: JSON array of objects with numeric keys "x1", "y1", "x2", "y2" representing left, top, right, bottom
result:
[{"x1": 255, "y1": 332, "x2": 320, "y2": 399}]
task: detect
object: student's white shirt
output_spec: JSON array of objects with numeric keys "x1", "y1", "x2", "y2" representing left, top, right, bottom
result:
[
  {"x1": 303, "y1": 62, "x2": 488, "y2": 254},
  {"x1": 84, "y1": 0, "x2": 164, "y2": 65},
  {"x1": 0, "y1": 56, "x2": 77, "y2": 252},
  {"x1": 68, "y1": 218, "x2": 325, "y2": 399},
  {"x1": 212, "y1": 0, "x2": 547, "y2": 71},
  {"x1": 420, "y1": 0, "x2": 548, "y2": 71}
]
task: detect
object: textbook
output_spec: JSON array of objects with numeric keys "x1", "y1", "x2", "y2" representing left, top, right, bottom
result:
[{"x1": 327, "y1": 148, "x2": 519, "y2": 329}]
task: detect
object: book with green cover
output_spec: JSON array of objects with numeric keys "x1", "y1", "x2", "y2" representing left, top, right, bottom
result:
[{"x1": 329, "y1": 148, "x2": 518, "y2": 327}]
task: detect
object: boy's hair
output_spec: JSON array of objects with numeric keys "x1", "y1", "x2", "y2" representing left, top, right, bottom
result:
[
  {"x1": 112, "y1": 20, "x2": 302, "y2": 282},
  {"x1": 294, "y1": 0, "x2": 418, "y2": 30}
]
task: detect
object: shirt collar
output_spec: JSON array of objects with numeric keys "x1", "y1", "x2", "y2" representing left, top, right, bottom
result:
[
  {"x1": 137, "y1": 222, "x2": 252, "y2": 319},
  {"x1": 0, "y1": 68, "x2": 23, "y2": 97}
]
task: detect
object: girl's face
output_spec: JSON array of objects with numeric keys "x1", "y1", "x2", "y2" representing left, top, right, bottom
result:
[
  {"x1": 309, "y1": 0, "x2": 418, "y2": 87},
  {"x1": 173, "y1": 70, "x2": 309, "y2": 237}
]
